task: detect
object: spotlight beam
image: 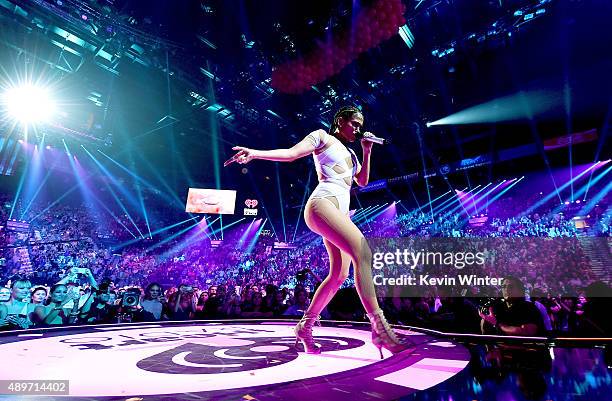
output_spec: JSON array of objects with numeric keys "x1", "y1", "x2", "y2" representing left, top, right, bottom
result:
[
  {"x1": 584, "y1": 98, "x2": 612, "y2": 200},
  {"x1": 113, "y1": 216, "x2": 199, "y2": 250},
  {"x1": 244, "y1": 170, "x2": 279, "y2": 240},
  {"x1": 352, "y1": 204, "x2": 380, "y2": 223},
  {"x1": 579, "y1": 181, "x2": 611, "y2": 215},
  {"x1": 549, "y1": 165, "x2": 610, "y2": 217},
  {"x1": 155, "y1": 216, "x2": 222, "y2": 257},
  {"x1": 89, "y1": 192, "x2": 138, "y2": 239},
  {"x1": 407, "y1": 181, "x2": 423, "y2": 211},
  {"x1": 433, "y1": 185, "x2": 481, "y2": 216},
  {"x1": 64, "y1": 141, "x2": 135, "y2": 238},
  {"x1": 133, "y1": 151, "x2": 186, "y2": 209},
  {"x1": 206, "y1": 217, "x2": 245, "y2": 239},
  {"x1": 292, "y1": 170, "x2": 312, "y2": 243},
  {"x1": 275, "y1": 164, "x2": 288, "y2": 243},
  {"x1": 21, "y1": 141, "x2": 45, "y2": 219},
  {"x1": 238, "y1": 219, "x2": 257, "y2": 248},
  {"x1": 351, "y1": 205, "x2": 373, "y2": 221},
  {"x1": 416, "y1": 127, "x2": 434, "y2": 221},
  {"x1": 8, "y1": 148, "x2": 30, "y2": 219},
  {"x1": 147, "y1": 219, "x2": 201, "y2": 253},
  {"x1": 427, "y1": 90, "x2": 563, "y2": 126},
  {"x1": 523, "y1": 161, "x2": 604, "y2": 216},
  {"x1": 82, "y1": 146, "x2": 144, "y2": 238},
  {"x1": 519, "y1": 92, "x2": 564, "y2": 205},
  {"x1": 127, "y1": 151, "x2": 152, "y2": 239},
  {"x1": 385, "y1": 189, "x2": 412, "y2": 214},
  {"x1": 159, "y1": 217, "x2": 216, "y2": 258},
  {"x1": 353, "y1": 204, "x2": 386, "y2": 224},
  {"x1": 359, "y1": 203, "x2": 394, "y2": 225},
  {"x1": 21, "y1": 169, "x2": 53, "y2": 218},
  {"x1": 422, "y1": 189, "x2": 457, "y2": 217},
  {"x1": 443, "y1": 184, "x2": 492, "y2": 217},
  {"x1": 354, "y1": 195, "x2": 372, "y2": 231},
  {"x1": 474, "y1": 178, "x2": 524, "y2": 215},
  {"x1": 246, "y1": 219, "x2": 266, "y2": 254},
  {"x1": 467, "y1": 181, "x2": 507, "y2": 215}
]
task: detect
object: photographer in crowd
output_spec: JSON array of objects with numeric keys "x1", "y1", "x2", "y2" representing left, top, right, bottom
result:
[
  {"x1": 114, "y1": 287, "x2": 156, "y2": 323},
  {"x1": 480, "y1": 276, "x2": 546, "y2": 336}
]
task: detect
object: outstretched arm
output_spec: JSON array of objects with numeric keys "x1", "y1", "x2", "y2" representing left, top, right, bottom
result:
[{"x1": 224, "y1": 133, "x2": 319, "y2": 166}]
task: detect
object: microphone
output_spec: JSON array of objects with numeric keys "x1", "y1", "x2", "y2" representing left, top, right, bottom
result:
[{"x1": 358, "y1": 132, "x2": 390, "y2": 145}]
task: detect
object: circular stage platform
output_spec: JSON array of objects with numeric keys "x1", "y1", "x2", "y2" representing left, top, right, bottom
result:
[{"x1": 0, "y1": 320, "x2": 470, "y2": 400}]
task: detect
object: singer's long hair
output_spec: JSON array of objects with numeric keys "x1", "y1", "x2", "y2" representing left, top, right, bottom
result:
[{"x1": 328, "y1": 106, "x2": 362, "y2": 137}]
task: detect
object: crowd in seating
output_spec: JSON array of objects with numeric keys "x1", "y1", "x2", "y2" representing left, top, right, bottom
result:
[{"x1": 0, "y1": 186, "x2": 610, "y2": 336}]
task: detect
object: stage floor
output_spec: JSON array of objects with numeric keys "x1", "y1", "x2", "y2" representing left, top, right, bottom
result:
[{"x1": 0, "y1": 320, "x2": 470, "y2": 400}]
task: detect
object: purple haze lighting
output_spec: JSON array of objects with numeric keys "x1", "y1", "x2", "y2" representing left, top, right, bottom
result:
[
  {"x1": 237, "y1": 219, "x2": 257, "y2": 248},
  {"x1": 81, "y1": 14, "x2": 88, "y2": 20}
]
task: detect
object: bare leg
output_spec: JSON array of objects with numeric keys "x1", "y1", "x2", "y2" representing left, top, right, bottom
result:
[
  {"x1": 297, "y1": 198, "x2": 413, "y2": 357},
  {"x1": 304, "y1": 198, "x2": 379, "y2": 314},
  {"x1": 305, "y1": 238, "x2": 351, "y2": 316}
]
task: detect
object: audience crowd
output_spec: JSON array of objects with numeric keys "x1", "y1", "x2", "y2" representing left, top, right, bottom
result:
[{"x1": 1, "y1": 187, "x2": 610, "y2": 336}]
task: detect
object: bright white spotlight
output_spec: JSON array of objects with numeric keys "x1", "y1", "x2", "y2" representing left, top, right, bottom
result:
[{"x1": 2, "y1": 85, "x2": 56, "y2": 124}]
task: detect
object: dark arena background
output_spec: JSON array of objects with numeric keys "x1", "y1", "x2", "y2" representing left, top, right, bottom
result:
[{"x1": 0, "y1": 0, "x2": 610, "y2": 400}]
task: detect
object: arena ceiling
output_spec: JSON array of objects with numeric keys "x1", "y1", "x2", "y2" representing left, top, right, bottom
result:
[{"x1": 0, "y1": 0, "x2": 610, "y2": 219}]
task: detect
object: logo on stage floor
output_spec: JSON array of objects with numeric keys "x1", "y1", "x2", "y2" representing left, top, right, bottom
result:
[
  {"x1": 137, "y1": 335, "x2": 362, "y2": 374},
  {"x1": 0, "y1": 324, "x2": 468, "y2": 397},
  {"x1": 0, "y1": 325, "x2": 373, "y2": 395}
]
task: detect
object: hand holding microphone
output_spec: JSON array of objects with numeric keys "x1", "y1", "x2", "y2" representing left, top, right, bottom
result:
[{"x1": 358, "y1": 132, "x2": 390, "y2": 145}]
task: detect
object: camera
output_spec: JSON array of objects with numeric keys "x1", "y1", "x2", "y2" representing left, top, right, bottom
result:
[
  {"x1": 121, "y1": 290, "x2": 141, "y2": 307},
  {"x1": 479, "y1": 298, "x2": 496, "y2": 315}
]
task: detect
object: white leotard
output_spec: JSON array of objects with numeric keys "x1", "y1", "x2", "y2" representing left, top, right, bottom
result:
[{"x1": 305, "y1": 129, "x2": 360, "y2": 215}]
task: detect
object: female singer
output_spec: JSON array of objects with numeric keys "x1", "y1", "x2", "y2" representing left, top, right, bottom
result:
[{"x1": 225, "y1": 106, "x2": 412, "y2": 358}]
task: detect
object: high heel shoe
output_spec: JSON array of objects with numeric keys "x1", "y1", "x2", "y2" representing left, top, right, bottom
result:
[
  {"x1": 367, "y1": 308, "x2": 415, "y2": 359},
  {"x1": 294, "y1": 314, "x2": 321, "y2": 354}
]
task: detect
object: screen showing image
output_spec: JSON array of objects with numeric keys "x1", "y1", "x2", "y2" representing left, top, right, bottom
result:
[{"x1": 185, "y1": 188, "x2": 237, "y2": 214}]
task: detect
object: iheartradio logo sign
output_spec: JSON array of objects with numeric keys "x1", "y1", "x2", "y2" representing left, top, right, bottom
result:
[{"x1": 244, "y1": 199, "x2": 258, "y2": 208}]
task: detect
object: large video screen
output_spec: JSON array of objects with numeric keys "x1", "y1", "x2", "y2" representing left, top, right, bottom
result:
[{"x1": 185, "y1": 188, "x2": 237, "y2": 214}]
